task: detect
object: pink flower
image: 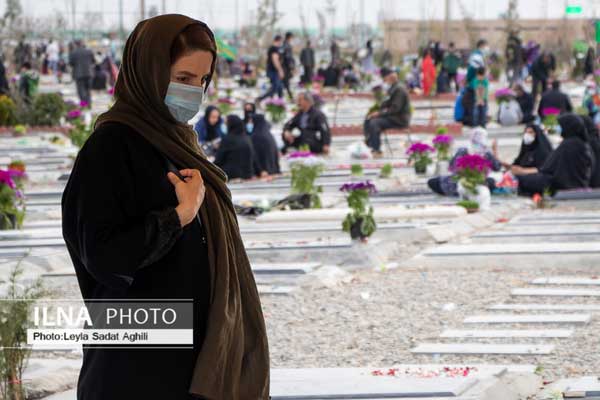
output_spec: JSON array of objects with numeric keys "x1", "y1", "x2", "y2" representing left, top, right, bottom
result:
[
  {"x1": 432, "y1": 135, "x2": 453, "y2": 145},
  {"x1": 107, "y1": 86, "x2": 115, "y2": 95},
  {"x1": 406, "y1": 142, "x2": 435, "y2": 155},
  {"x1": 79, "y1": 100, "x2": 89, "y2": 108},
  {"x1": 66, "y1": 109, "x2": 82, "y2": 120},
  {"x1": 217, "y1": 97, "x2": 235, "y2": 105},
  {"x1": 542, "y1": 107, "x2": 561, "y2": 116},
  {"x1": 0, "y1": 170, "x2": 17, "y2": 189},
  {"x1": 287, "y1": 151, "x2": 314, "y2": 159},
  {"x1": 453, "y1": 154, "x2": 492, "y2": 174}
]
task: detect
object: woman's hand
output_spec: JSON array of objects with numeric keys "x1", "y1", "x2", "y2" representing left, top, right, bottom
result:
[{"x1": 167, "y1": 169, "x2": 206, "y2": 227}]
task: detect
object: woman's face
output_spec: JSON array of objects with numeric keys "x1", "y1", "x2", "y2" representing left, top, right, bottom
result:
[
  {"x1": 208, "y1": 109, "x2": 220, "y2": 125},
  {"x1": 170, "y1": 50, "x2": 213, "y2": 89}
]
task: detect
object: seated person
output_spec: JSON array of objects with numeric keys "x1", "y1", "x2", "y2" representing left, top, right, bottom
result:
[
  {"x1": 516, "y1": 113, "x2": 595, "y2": 196},
  {"x1": 504, "y1": 124, "x2": 553, "y2": 174},
  {"x1": 363, "y1": 67, "x2": 412, "y2": 158},
  {"x1": 244, "y1": 102, "x2": 280, "y2": 176},
  {"x1": 194, "y1": 105, "x2": 226, "y2": 156},
  {"x1": 214, "y1": 115, "x2": 257, "y2": 181},
  {"x1": 239, "y1": 61, "x2": 256, "y2": 87},
  {"x1": 513, "y1": 83, "x2": 535, "y2": 123},
  {"x1": 428, "y1": 127, "x2": 502, "y2": 196},
  {"x1": 581, "y1": 115, "x2": 600, "y2": 188},
  {"x1": 537, "y1": 80, "x2": 573, "y2": 118},
  {"x1": 282, "y1": 91, "x2": 331, "y2": 155}
]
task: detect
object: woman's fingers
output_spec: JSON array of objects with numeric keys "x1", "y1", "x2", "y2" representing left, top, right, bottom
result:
[
  {"x1": 179, "y1": 169, "x2": 203, "y2": 181},
  {"x1": 166, "y1": 172, "x2": 180, "y2": 186}
]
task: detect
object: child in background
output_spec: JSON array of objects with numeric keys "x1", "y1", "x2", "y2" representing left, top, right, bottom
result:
[{"x1": 471, "y1": 66, "x2": 489, "y2": 127}]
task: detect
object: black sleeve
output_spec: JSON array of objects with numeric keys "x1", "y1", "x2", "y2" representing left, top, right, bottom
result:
[
  {"x1": 380, "y1": 89, "x2": 407, "y2": 119},
  {"x1": 565, "y1": 95, "x2": 573, "y2": 113},
  {"x1": 283, "y1": 112, "x2": 300, "y2": 132},
  {"x1": 62, "y1": 131, "x2": 183, "y2": 290},
  {"x1": 214, "y1": 136, "x2": 232, "y2": 167},
  {"x1": 316, "y1": 111, "x2": 331, "y2": 146}
]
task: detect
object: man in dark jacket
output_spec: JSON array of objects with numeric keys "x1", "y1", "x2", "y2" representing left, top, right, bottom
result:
[
  {"x1": 513, "y1": 83, "x2": 534, "y2": 123},
  {"x1": 538, "y1": 80, "x2": 573, "y2": 118},
  {"x1": 281, "y1": 31, "x2": 295, "y2": 100},
  {"x1": 69, "y1": 40, "x2": 95, "y2": 106},
  {"x1": 282, "y1": 91, "x2": 331, "y2": 154},
  {"x1": 531, "y1": 52, "x2": 555, "y2": 102},
  {"x1": 299, "y1": 40, "x2": 315, "y2": 85},
  {"x1": 363, "y1": 67, "x2": 412, "y2": 157}
]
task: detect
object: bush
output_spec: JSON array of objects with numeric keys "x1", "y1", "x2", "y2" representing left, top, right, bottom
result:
[
  {"x1": 30, "y1": 93, "x2": 65, "y2": 126},
  {"x1": 457, "y1": 199, "x2": 479, "y2": 211},
  {"x1": 0, "y1": 96, "x2": 17, "y2": 127}
]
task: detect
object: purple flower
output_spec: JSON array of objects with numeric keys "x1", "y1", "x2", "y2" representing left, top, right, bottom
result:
[
  {"x1": 406, "y1": 142, "x2": 435, "y2": 155},
  {"x1": 264, "y1": 97, "x2": 287, "y2": 107},
  {"x1": 313, "y1": 75, "x2": 325, "y2": 82},
  {"x1": 66, "y1": 109, "x2": 82, "y2": 120},
  {"x1": 541, "y1": 107, "x2": 561, "y2": 116},
  {"x1": 79, "y1": 100, "x2": 89, "y2": 108},
  {"x1": 453, "y1": 154, "x2": 492, "y2": 174},
  {"x1": 217, "y1": 97, "x2": 235, "y2": 105},
  {"x1": 494, "y1": 88, "x2": 515, "y2": 99},
  {"x1": 0, "y1": 170, "x2": 17, "y2": 189},
  {"x1": 339, "y1": 180, "x2": 377, "y2": 194},
  {"x1": 107, "y1": 86, "x2": 115, "y2": 95},
  {"x1": 287, "y1": 151, "x2": 314, "y2": 159},
  {"x1": 432, "y1": 135, "x2": 453, "y2": 145}
]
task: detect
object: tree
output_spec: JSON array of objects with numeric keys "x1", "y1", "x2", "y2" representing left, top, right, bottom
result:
[{"x1": 1, "y1": 0, "x2": 23, "y2": 36}]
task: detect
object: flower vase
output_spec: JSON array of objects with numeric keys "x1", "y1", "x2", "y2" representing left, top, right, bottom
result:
[
  {"x1": 458, "y1": 183, "x2": 491, "y2": 210},
  {"x1": 350, "y1": 217, "x2": 367, "y2": 241},
  {"x1": 436, "y1": 160, "x2": 450, "y2": 176},
  {"x1": 414, "y1": 164, "x2": 427, "y2": 175},
  {"x1": 0, "y1": 212, "x2": 17, "y2": 230}
]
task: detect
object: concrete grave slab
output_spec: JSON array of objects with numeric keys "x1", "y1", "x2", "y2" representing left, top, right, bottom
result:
[
  {"x1": 512, "y1": 288, "x2": 600, "y2": 297},
  {"x1": 532, "y1": 277, "x2": 600, "y2": 286},
  {"x1": 563, "y1": 376, "x2": 600, "y2": 398},
  {"x1": 463, "y1": 314, "x2": 590, "y2": 324},
  {"x1": 269, "y1": 365, "x2": 507, "y2": 399},
  {"x1": 440, "y1": 329, "x2": 573, "y2": 338},
  {"x1": 411, "y1": 343, "x2": 554, "y2": 355},
  {"x1": 257, "y1": 285, "x2": 295, "y2": 295},
  {"x1": 489, "y1": 303, "x2": 600, "y2": 311},
  {"x1": 251, "y1": 262, "x2": 321, "y2": 274},
  {"x1": 423, "y1": 242, "x2": 600, "y2": 257}
]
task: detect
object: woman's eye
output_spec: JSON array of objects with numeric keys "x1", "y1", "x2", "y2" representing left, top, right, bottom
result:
[{"x1": 176, "y1": 76, "x2": 188, "y2": 83}]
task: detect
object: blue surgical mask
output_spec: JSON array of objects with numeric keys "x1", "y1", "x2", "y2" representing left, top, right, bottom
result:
[
  {"x1": 555, "y1": 125, "x2": 562, "y2": 135},
  {"x1": 221, "y1": 123, "x2": 228, "y2": 135},
  {"x1": 246, "y1": 123, "x2": 254, "y2": 134},
  {"x1": 164, "y1": 81, "x2": 204, "y2": 123}
]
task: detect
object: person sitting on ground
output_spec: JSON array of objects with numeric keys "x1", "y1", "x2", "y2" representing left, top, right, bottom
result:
[
  {"x1": 194, "y1": 105, "x2": 226, "y2": 156},
  {"x1": 238, "y1": 61, "x2": 256, "y2": 87},
  {"x1": 513, "y1": 83, "x2": 535, "y2": 123},
  {"x1": 502, "y1": 124, "x2": 553, "y2": 174},
  {"x1": 427, "y1": 127, "x2": 502, "y2": 196},
  {"x1": 497, "y1": 90, "x2": 522, "y2": 127},
  {"x1": 516, "y1": 113, "x2": 594, "y2": 196},
  {"x1": 282, "y1": 91, "x2": 331, "y2": 155},
  {"x1": 363, "y1": 67, "x2": 411, "y2": 158},
  {"x1": 581, "y1": 115, "x2": 600, "y2": 188},
  {"x1": 537, "y1": 80, "x2": 572, "y2": 118},
  {"x1": 214, "y1": 114, "x2": 257, "y2": 180},
  {"x1": 244, "y1": 102, "x2": 280, "y2": 176}
]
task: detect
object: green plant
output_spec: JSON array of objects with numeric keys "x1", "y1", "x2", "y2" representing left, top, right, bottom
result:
[
  {"x1": 543, "y1": 114, "x2": 559, "y2": 134},
  {"x1": 0, "y1": 96, "x2": 17, "y2": 127},
  {"x1": 0, "y1": 169, "x2": 25, "y2": 230},
  {"x1": 289, "y1": 153, "x2": 324, "y2": 209},
  {"x1": 69, "y1": 115, "x2": 96, "y2": 148},
  {"x1": 265, "y1": 98, "x2": 287, "y2": 123},
  {"x1": 340, "y1": 182, "x2": 377, "y2": 240},
  {"x1": 350, "y1": 164, "x2": 363, "y2": 177},
  {"x1": 406, "y1": 143, "x2": 435, "y2": 173},
  {"x1": 379, "y1": 163, "x2": 393, "y2": 178},
  {"x1": 30, "y1": 93, "x2": 65, "y2": 126},
  {"x1": 0, "y1": 262, "x2": 47, "y2": 400},
  {"x1": 457, "y1": 199, "x2": 479, "y2": 211},
  {"x1": 12, "y1": 125, "x2": 26, "y2": 136},
  {"x1": 453, "y1": 154, "x2": 492, "y2": 195}
]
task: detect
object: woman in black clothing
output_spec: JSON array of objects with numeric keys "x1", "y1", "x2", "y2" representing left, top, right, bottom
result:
[
  {"x1": 581, "y1": 115, "x2": 600, "y2": 188},
  {"x1": 505, "y1": 124, "x2": 553, "y2": 174},
  {"x1": 243, "y1": 102, "x2": 280, "y2": 176},
  {"x1": 214, "y1": 114, "x2": 257, "y2": 180},
  {"x1": 61, "y1": 14, "x2": 269, "y2": 400},
  {"x1": 517, "y1": 113, "x2": 595, "y2": 196}
]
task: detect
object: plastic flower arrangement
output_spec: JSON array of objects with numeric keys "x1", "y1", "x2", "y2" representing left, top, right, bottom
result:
[
  {"x1": 406, "y1": 142, "x2": 435, "y2": 173},
  {"x1": 0, "y1": 168, "x2": 26, "y2": 229},
  {"x1": 288, "y1": 151, "x2": 325, "y2": 208},
  {"x1": 79, "y1": 100, "x2": 89, "y2": 108},
  {"x1": 541, "y1": 107, "x2": 560, "y2": 134},
  {"x1": 432, "y1": 134, "x2": 453, "y2": 161},
  {"x1": 66, "y1": 109, "x2": 82, "y2": 121},
  {"x1": 340, "y1": 181, "x2": 377, "y2": 241},
  {"x1": 451, "y1": 154, "x2": 492, "y2": 195},
  {"x1": 264, "y1": 97, "x2": 287, "y2": 123}
]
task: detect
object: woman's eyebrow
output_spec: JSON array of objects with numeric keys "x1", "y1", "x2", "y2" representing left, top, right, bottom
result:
[{"x1": 176, "y1": 70, "x2": 198, "y2": 77}]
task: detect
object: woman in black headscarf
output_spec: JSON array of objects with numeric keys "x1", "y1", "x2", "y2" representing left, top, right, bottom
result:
[
  {"x1": 506, "y1": 124, "x2": 553, "y2": 174},
  {"x1": 194, "y1": 104, "x2": 225, "y2": 144},
  {"x1": 214, "y1": 114, "x2": 257, "y2": 180},
  {"x1": 517, "y1": 113, "x2": 595, "y2": 195},
  {"x1": 243, "y1": 102, "x2": 280, "y2": 176},
  {"x1": 581, "y1": 115, "x2": 600, "y2": 188}
]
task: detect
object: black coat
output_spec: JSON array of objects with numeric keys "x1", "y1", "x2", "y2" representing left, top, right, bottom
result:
[
  {"x1": 61, "y1": 122, "x2": 211, "y2": 400},
  {"x1": 516, "y1": 92, "x2": 534, "y2": 123},
  {"x1": 513, "y1": 125, "x2": 553, "y2": 169},
  {"x1": 283, "y1": 106, "x2": 331, "y2": 154},
  {"x1": 250, "y1": 114, "x2": 280, "y2": 175},
  {"x1": 379, "y1": 82, "x2": 411, "y2": 127},
  {"x1": 214, "y1": 130, "x2": 257, "y2": 180},
  {"x1": 538, "y1": 89, "x2": 573, "y2": 117}
]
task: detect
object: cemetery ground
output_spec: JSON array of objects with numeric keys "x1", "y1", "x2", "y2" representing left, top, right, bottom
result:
[{"x1": 2, "y1": 74, "x2": 600, "y2": 399}]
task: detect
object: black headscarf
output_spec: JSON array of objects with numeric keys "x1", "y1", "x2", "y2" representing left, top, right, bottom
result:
[
  {"x1": 513, "y1": 124, "x2": 553, "y2": 169},
  {"x1": 582, "y1": 115, "x2": 600, "y2": 187},
  {"x1": 203, "y1": 105, "x2": 222, "y2": 141},
  {"x1": 243, "y1": 102, "x2": 256, "y2": 122},
  {"x1": 226, "y1": 114, "x2": 244, "y2": 135},
  {"x1": 541, "y1": 113, "x2": 594, "y2": 190}
]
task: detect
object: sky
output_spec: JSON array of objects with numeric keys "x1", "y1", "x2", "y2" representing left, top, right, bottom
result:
[{"x1": 2, "y1": 0, "x2": 600, "y2": 32}]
